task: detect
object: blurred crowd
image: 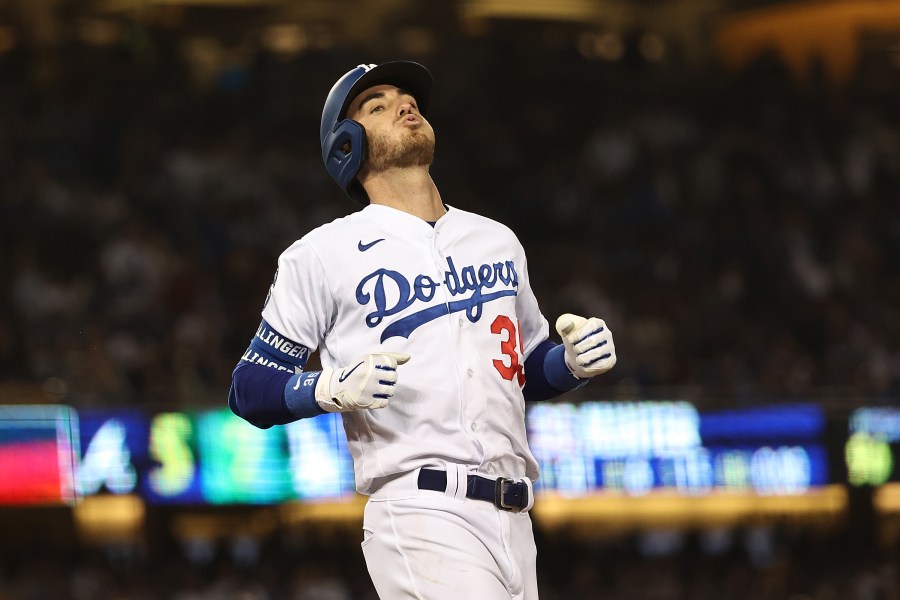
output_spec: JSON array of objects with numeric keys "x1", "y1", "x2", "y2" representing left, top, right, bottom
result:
[
  {"x1": 1, "y1": 27, "x2": 899, "y2": 411},
  {"x1": 0, "y1": 522, "x2": 898, "y2": 599},
  {"x1": 3, "y1": 20, "x2": 900, "y2": 600}
]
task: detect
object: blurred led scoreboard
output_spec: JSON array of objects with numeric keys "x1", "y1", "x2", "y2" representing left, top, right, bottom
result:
[
  {"x1": 1, "y1": 401, "x2": 832, "y2": 505},
  {"x1": 527, "y1": 401, "x2": 829, "y2": 496},
  {"x1": 80, "y1": 408, "x2": 356, "y2": 504},
  {"x1": 0, "y1": 405, "x2": 355, "y2": 506}
]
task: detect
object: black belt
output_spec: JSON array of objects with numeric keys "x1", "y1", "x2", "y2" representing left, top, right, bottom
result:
[{"x1": 417, "y1": 468, "x2": 529, "y2": 512}]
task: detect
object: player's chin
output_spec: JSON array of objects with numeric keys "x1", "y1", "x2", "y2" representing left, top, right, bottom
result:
[{"x1": 403, "y1": 136, "x2": 436, "y2": 166}]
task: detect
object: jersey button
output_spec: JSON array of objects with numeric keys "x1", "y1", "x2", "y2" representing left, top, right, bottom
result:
[
  {"x1": 471, "y1": 422, "x2": 478, "y2": 431},
  {"x1": 466, "y1": 368, "x2": 474, "y2": 378}
]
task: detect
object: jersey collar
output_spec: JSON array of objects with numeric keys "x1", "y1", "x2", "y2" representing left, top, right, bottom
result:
[{"x1": 361, "y1": 203, "x2": 454, "y2": 231}]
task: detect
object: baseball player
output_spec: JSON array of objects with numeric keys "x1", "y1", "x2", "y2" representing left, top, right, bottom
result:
[{"x1": 229, "y1": 61, "x2": 617, "y2": 599}]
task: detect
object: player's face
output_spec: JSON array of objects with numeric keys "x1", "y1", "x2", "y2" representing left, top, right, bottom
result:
[{"x1": 346, "y1": 84, "x2": 435, "y2": 172}]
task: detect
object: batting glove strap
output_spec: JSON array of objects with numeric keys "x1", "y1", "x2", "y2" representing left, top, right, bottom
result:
[
  {"x1": 314, "y1": 367, "x2": 340, "y2": 413},
  {"x1": 544, "y1": 344, "x2": 590, "y2": 391},
  {"x1": 314, "y1": 352, "x2": 410, "y2": 413}
]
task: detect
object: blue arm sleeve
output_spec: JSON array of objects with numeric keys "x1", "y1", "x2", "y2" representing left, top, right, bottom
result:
[
  {"x1": 522, "y1": 340, "x2": 589, "y2": 402},
  {"x1": 229, "y1": 363, "x2": 293, "y2": 428},
  {"x1": 228, "y1": 320, "x2": 326, "y2": 428}
]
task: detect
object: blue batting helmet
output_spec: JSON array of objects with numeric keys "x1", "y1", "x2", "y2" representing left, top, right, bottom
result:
[{"x1": 320, "y1": 61, "x2": 433, "y2": 204}]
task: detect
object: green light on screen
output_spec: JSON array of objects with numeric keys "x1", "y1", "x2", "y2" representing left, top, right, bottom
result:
[
  {"x1": 845, "y1": 432, "x2": 893, "y2": 486},
  {"x1": 197, "y1": 409, "x2": 292, "y2": 504},
  {"x1": 149, "y1": 412, "x2": 195, "y2": 496}
]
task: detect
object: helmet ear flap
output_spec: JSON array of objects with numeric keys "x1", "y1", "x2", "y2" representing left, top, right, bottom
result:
[{"x1": 324, "y1": 119, "x2": 369, "y2": 204}]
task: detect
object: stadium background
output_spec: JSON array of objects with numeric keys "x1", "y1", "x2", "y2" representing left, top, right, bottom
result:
[{"x1": 1, "y1": 0, "x2": 900, "y2": 597}]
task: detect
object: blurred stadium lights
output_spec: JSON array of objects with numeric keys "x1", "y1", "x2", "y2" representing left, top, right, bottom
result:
[
  {"x1": 577, "y1": 31, "x2": 626, "y2": 61},
  {"x1": 3, "y1": 0, "x2": 898, "y2": 79},
  {"x1": 91, "y1": 0, "x2": 283, "y2": 8},
  {"x1": 532, "y1": 485, "x2": 849, "y2": 533},
  {"x1": 396, "y1": 26, "x2": 439, "y2": 56},
  {"x1": 278, "y1": 494, "x2": 369, "y2": 527},
  {"x1": 715, "y1": 0, "x2": 900, "y2": 82},
  {"x1": 459, "y1": 0, "x2": 601, "y2": 22},
  {"x1": 171, "y1": 509, "x2": 280, "y2": 541},
  {"x1": 0, "y1": 25, "x2": 16, "y2": 54},
  {"x1": 875, "y1": 484, "x2": 900, "y2": 515},
  {"x1": 638, "y1": 31, "x2": 666, "y2": 62},
  {"x1": 73, "y1": 494, "x2": 145, "y2": 542},
  {"x1": 63, "y1": 487, "x2": 853, "y2": 545},
  {"x1": 75, "y1": 17, "x2": 123, "y2": 46},
  {"x1": 179, "y1": 35, "x2": 227, "y2": 87},
  {"x1": 260, "y1": 23, "x2": 308, "y2": 56},
  {"x1": 574, "y1": 28, "x2": 671, "y2": 65}
]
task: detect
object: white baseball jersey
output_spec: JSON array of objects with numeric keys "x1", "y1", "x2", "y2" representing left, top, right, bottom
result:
[{"x1": 262, "y1": 203, "x2": 549, "y2": 494}]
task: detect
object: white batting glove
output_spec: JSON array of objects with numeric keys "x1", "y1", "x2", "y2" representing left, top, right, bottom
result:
[
  {"x1": 555, "y1": 313, "x2": 617, "y2": 379},
  {"x1": 315, "y1": 352, "x2": 410, "y2": 413}
]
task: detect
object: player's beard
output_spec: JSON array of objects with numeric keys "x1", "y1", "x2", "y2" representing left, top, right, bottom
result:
[{"x1": 366, "y1": 126, "x2": 435, "y2": 172}]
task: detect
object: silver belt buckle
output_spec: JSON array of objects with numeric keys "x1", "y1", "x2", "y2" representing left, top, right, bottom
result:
[{"x1": 494, "y1": 477, "x2": 519, "y2": 511}]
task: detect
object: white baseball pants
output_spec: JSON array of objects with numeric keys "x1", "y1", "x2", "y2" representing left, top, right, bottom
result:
[{"x1": 361, "y1": 464, "x2": 539, "y2": 600}]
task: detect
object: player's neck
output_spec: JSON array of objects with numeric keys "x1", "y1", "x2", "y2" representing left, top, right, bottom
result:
[{"x1": 363, "y1": 169, "x2": 445, "y2": 222}]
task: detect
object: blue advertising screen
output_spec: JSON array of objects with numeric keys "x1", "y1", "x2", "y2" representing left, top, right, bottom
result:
[
  {"x1": 526, "y1": 401, "x2": 830, "y2": 496},
  {"x1": 2, "y1": 401, "x2": 834, "y2": 505}
]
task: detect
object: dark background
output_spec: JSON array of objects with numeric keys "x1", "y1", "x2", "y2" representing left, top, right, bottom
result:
[{"x1": 1, "y1": 0, "x2": 899, "y2": 597}]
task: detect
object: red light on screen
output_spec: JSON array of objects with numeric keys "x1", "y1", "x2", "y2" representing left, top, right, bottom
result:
[{"x1": 0, "y1": 406, "x2": 78, "y2": 505}]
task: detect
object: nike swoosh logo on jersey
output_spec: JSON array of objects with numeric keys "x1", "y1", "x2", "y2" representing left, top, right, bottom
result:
[
  {"x1": 358, "y1": 239, "x2": 385, "y2": 252},
  {"x1": 338, "y1": 361, "x2": 364, "y2": 382}
]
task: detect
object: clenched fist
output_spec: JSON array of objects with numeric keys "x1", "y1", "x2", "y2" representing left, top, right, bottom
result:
[
  {"x1": 555, "y1": 314, "x2": 617, "y2": 379},
  {"x1": 315, "y1": 352, "x2": 410, "y2": 413}
]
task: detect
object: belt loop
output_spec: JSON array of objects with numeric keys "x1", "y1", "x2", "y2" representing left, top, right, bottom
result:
[
  {"x1": 442, "y1": 462, "x2": 456, "y2": 498},
  {"x1": 456, "y1": 466, "x2": 469, "y2": 501},
  {"x1": 443, "y1": 462, "x2": 468, "y2": 501},
  {"x1": 520, "y1": 477, "x2": 535, "y2": 512}
]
